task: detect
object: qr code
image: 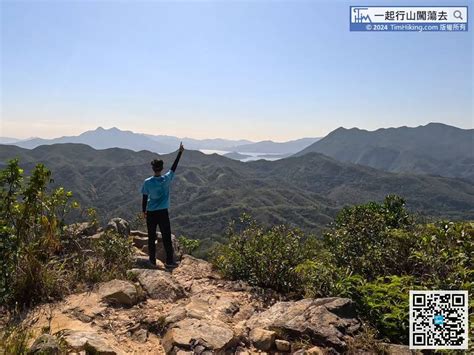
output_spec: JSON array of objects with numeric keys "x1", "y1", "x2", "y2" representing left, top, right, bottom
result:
[{"x1": 410, "y1": 290, "x2": 468, "y2": 349}]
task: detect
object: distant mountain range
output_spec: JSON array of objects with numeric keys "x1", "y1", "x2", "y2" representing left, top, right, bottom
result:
[
  {"x1": 7, "y1": 122, "x2": 472, "y2": 172},
  {"x1": 3, "y1": 127, "x2": 319, "y2": 158},
  {"x1": 223, "y1": 138, "x2": 320, "y2": 154},
  {"x1": 296, "y1": 123, "x2": 473, "y2": 181},
  {"x1": 142, "y1": 133, "x2": 252, "y2": 151},
  {"x1": 0, "y1": 137, "x2": 22, "y2": 144},
  {"x1": 1, "y1": 143, "x2": 472, "y2": 247},
  {"x1": 11, "y1": 127, "x2": 173, "y2": 153}
]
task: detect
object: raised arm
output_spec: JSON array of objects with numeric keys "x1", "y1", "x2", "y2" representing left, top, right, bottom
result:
[{"x1": 171, "y1": 142, "x2": 184, "y2": 172}]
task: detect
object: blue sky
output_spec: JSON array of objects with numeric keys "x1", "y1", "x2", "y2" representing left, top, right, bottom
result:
[{"x1": 1, "y1": 0, "x2": 472, "y2": 141}]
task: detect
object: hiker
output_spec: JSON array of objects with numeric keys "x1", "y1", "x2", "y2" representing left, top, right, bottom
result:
[{"x1": 141, "y1": 142, "x2": 184, "y2": 269}]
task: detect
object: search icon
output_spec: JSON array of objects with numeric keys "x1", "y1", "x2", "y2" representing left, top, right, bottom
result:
[{"x1": 453, "y1": 10, "x2": 463, "y2": 20}]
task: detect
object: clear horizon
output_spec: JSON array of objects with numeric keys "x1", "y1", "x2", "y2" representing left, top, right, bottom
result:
[{"x1": 1, "y1": 0, "x2": 472, "y2": 141}]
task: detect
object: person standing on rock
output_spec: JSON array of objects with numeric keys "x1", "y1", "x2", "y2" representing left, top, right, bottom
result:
[{"x1": 141, "y1": 142, "x2": 184, "y2": 269}]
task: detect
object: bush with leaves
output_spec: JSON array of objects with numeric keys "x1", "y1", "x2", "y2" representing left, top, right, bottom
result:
[
  {"x1": 295, "y1": 258, "x2": 364, "y2": 299},
  {"x1": 213, "y1": 195, "x2": 473, "y2": 345},
  {"x1": 321, "y1": 197, "x2": 473, "y2": 343},
  {"x1": 80, "y1": 230, "x2": 134, "y2": 283},
  {"x1": 355, "y1": 275, "x2": 416, "y2": 344},
  {"x1": 211, "y1": 214, "x2": 320, "y2": 294},
  {"x1": 408, "y1": 221, "x2": 473, "y2": 291},
  {"x1": 1, "y1": 159, "x2": 78, "y2": 305},
  {"x1": 324, "y1": 195, "x2": 414, "y2": 280},
  {"x1": 0, "y1": 159, "x2": 134, "y2": 308},
  {"x1": 178, "y1": 235, "x2": 201, "y2": 256},
  {"x1": 0, "y1": 322, "x2": 32, "y2": 354}
]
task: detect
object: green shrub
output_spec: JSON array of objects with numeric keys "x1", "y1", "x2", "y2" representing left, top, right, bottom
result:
[
  {"x1": 355, "y1": 275, "x2": 416, "y2": 344},
  {"x1": 320, "y1": 197, "x2": 472, "y2": 343},
  {"x1": 211, "y1": 214, "x2": 320, "y2": 294},
  {"x1": 0, "y1": 159, "x2": 134, "y2": 308},
  {"x1": 408, "y1": 221, "x2": 473, "y2": 291},
  {"x1": 178, "y1": 235, "x2": 201, "y2": 256},
  {"x1": 0, "y1": 323, "x2": 32, "y2": 354},
  {"x1": 214, "y1": 196, "x2": 473, "y2": 345},
  {"x1": 81, "y1": 230, "x2": 135, "y2": 283},
  {"x1": 1, "y1": 159, "x2": 78, "y2": 305},
  {"x1": 11, "y1": 253, "x2": 72, "y2": 306},
  {"x1": 295, "y1": 258, "x2": 366, "y2": 300},
  {"x1": 324, "y1": 195, "x2": 414, "y2": 280}
]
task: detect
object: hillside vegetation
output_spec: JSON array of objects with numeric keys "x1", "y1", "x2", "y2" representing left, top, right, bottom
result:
[
  {"x1": 212, "y1": 196, "x2": 473, "y2": 344},
  {"x1": 1, "y1": 144, "x2": 473, "y2": 254},
  {"x1": 1, "y1": 160, "x2": 472, "y2": 352},
  {"x1": 0, "y1": 159, "x2": 134, "y2": 307}
]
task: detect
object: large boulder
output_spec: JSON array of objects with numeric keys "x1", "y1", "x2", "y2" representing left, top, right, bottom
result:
[
  {"x1": 130, "y1": 230, "x2": 148, "y2": 252},
  {"x1": 162, "y1": 318, "x2": 235, "y2": 353},
  {"x1": 131, "y1": 229, "x2": 183, "y2": 264},
  {"x1": 275, "y1": 339, "x2": 291, "y2": 352},
  {"x1": 106, "y1": 218, "x2": 130, "y2": 237},
  {"x1": 130, "y1": 230, "x2": 148, "y2": 238},
  {"x1": 98, "y1": 279, "x2": 140, "y2": 306},
  {"x1": 172, "y1": 255, "x2": 220, "y2": 283},
  {"x1": 129, "y1": 268, "x2": 185, "y2": 301},
  {"x1": 29, "y1": 334, "x2": 60, "y2": 354},
  {"x1": 183, "y1": 293, "x2": 239, "y2": 322},
  {"x1": 246, "y1": 298, "x2": 360, "y2": 352},
  {"x1": 138, "y1": 232, "x2": 183, "y2": 263},
  {"x1": 62, "y1": 330, "x2": 117, "y2": 354},
  {"x1": 65, "y1": 221, "x2": 98, "y2": 237},
  {"x1": 249, "y1": 328, "x2": 276, "y2": 351}
]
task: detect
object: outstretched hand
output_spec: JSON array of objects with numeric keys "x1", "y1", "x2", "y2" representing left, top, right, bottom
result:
[{"x1": 171, "y1": 143, "x2": 184, "y2": 172}]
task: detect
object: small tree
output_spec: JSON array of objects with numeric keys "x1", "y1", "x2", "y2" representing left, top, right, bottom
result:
[
  {"x1": 0, "y1": 159, "x2": 134, "y2": 307},
  {"x1": 1, "y1": 159, "x2": 78, "y2": 305}
]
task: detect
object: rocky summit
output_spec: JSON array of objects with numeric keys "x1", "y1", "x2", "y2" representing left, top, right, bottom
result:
[{"x1": 21, "y1": 220, "x2": 413, "y2": 355}]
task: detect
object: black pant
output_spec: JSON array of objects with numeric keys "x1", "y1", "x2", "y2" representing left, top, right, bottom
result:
[{"x1": 146, "y1": 209, "x2": 174, "y2": 264}]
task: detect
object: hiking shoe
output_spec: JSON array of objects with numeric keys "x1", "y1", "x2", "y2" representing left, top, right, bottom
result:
[
  {"x1": 165, "y1": 262, "x2": 179, "y2": 269},
  {"x1": 145, "y1": 261, "x2": 159, "y2": 269}
]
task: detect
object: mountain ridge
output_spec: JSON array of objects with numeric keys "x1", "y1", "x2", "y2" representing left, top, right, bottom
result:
[
  {"x1": 5, "y1": 127, "x2": 318, "y2": 156},
  {"x1": 295, "y1": 122, "x2": 473, "y2": 181},
  {"x1": 1, "y1": 143, "x2": 473, "y2": 244}
]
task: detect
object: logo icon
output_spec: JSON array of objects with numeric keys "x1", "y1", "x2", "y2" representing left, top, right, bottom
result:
[
  {"x1": 352, "y1": 7, "x2": 372, "y2": 23},
  {"x1": 434, "y1": 315, "x2": 444, "y2": 325}
]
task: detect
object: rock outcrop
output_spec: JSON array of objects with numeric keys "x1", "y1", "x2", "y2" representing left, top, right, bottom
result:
[
  {"x1": 106, "y1": 218, "x2": 131, "y2": 237},
  {"x1": 62, "y1": 330, "x2": 118, "y2": 354},
  {"x1": 162, "y1": 318, "x2": 236, "y2": 353},
  {"x1": 131, "y1": 230, "x2": 182, "y2": 263},
  {"x1": 28, "y1": 334, "x2": 60, "y2": 354},
  {"x1": 246, "y1": 298, "x2": 360, "y2": 351},
  {"x1": 65, "y1": 221, "x2": 99, "y2": 237},
  {"x1": 20, "y1": 219, "x2": 411, "y2": 355},
  {"x1": 249, "y1": 328, "x2": 276, "y2": 351},
  {"x1": 129, "y1": 268, "x2": 185, "y2": 302},
  {"x1": 23, "y1": 255, "x2": 398, "y2": 354},
  {"x1": 98, "y1": 279, "x2": 140, "y2": 306}
]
